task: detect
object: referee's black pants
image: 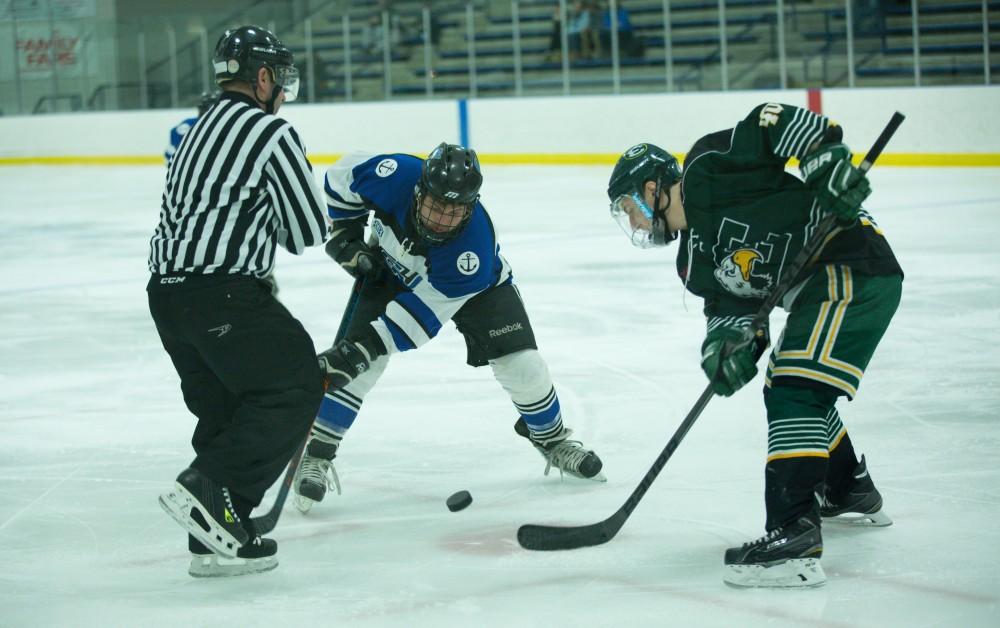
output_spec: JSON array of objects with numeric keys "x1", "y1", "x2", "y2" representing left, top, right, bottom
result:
[{"x1": 147, "y1": 274, "x2": 324, "y2": 508}]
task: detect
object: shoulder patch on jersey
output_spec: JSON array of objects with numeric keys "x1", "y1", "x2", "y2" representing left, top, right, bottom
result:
[
  {"x1": 456, "y1": 251, "x2": 480, "y2": 275},
  {"x1": 375, "y1": 158, "x2": 398, "y2": 177}
]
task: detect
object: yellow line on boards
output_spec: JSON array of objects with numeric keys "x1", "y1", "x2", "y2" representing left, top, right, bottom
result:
[
  {"x1": 1, "y1": 153, "x2": 999, "y2": 167},
  {"x1": 0, "y1": 155, "x2": 164, "y2": 166}
]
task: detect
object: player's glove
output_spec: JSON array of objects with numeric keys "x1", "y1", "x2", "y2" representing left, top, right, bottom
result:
[
  {"x1": 800, "y1": 143, "x2": 871, "y2": 224},
  {"x1": 326, "y1": 218, "x2": 382, "y2": 280},
  {"x1": 700, "y1": 326, "x2": 761, "y2": 397},
  {"x1": 318, "y1": 339, "x2": 373, "y2": 391}
]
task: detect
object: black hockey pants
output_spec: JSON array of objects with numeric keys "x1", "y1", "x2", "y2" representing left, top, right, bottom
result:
[{"x1": 147, "y1": 274, "x2": 324, "y2": 506}]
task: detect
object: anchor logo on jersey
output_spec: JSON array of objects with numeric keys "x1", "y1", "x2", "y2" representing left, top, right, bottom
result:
[
  {"x1": 457, "y1": 252, "x2": 480, "y2": 275},
  {"x1": 714, "y1": 248, "x2": 773, "y2": 299}
]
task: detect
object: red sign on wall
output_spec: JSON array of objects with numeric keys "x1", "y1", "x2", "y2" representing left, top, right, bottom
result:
[{"x1": 16, "y1": 30, "x2": 80, "y2": 71}]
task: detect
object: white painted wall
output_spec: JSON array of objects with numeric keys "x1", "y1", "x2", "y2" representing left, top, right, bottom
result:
[{"x1": 0, "y1": 86, "x2": 997, "y2": 159}]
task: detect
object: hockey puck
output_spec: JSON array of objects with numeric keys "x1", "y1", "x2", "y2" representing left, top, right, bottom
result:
[{"x1": 446, "y1": 490, "x2": 473, "y2": 512}]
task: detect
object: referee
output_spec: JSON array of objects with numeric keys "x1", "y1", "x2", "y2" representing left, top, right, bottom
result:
[{"x1": 149, "y1": 25, "x2": 327, "y2": 578}]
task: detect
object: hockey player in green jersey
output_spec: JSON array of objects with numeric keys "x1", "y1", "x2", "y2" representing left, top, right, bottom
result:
[{"x1": 606, "y1": 103, "x2": 903, "y2": 588}]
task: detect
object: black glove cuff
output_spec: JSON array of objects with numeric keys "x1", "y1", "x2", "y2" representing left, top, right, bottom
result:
[{"x1": 351, "y1": 323, "x2": 387, "y2": 359}]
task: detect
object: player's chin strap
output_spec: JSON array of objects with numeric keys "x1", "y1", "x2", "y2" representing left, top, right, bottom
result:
[
  {"x1": 251, "y1": 69, "x2": 282, "y2": 114},
  {"x1": 650, "y1": 174, "x2": 677, "y2": 246}
]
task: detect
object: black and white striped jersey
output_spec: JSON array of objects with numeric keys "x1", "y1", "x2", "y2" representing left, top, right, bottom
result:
[{"x1": 148, "y1": 91, "x2": 327, "y2": 277}]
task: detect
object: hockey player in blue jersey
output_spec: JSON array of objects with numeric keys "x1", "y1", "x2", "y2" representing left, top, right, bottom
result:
[
  {"x1": 164, "y1": 91, "x2": 218, "y2": 165},
  {"x1": 292, "y1": 143, "x2": 606, "y2": 512}
]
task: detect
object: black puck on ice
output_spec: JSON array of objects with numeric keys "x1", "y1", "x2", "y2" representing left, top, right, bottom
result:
[{"x1": 446, "y1": 490, "x2": 473, "y2": 512}]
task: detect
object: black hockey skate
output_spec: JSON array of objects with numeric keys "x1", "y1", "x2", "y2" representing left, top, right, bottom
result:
[
  {"x1": 821, "y1": 455, "x2": 892, "y2": 527},
  {"x1": 293, "y1": 435, "x2": 342, "y2": 514},
  {"x1": 724, "y1": 517, "x2": 826, "y2": 588},
  {"x1": 514, "y1": 418, "x2": 605, "y2": 481},
  {"x1": 158, "y1": 467, "x2": 249, "y2": 558},
  {"x1": 188, "y1": 522, "x2": 278, "y2": 578}
]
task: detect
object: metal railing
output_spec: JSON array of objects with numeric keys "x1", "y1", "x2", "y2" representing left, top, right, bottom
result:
[{"x1": 1, "y1": 0, "x2": 995, "y2": 115}]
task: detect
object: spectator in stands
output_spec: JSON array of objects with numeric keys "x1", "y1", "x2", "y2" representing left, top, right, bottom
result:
[
  {"x1": 545, "y1": 4, "x2": 563, "y2": 63},
  {"x1": 601, "y1": 1, "x2": 644, "y2": 59},
  {"x1": 361, "y1": 2, "x2": 405, "y2": 57},
  {"x1": 567, "y1": 1, "x2": 598, "y2": 61},
  {"x1": 420, "y1": 1, "x2": 443, "y2": 47}
]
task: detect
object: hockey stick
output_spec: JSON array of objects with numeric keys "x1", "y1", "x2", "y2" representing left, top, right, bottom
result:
[
  {"x1": 517, "y1": 111, "x2": 906, "y2": 551},
  {"x1": 251, "y1": 274, "x2": 366, "y2": 534}
]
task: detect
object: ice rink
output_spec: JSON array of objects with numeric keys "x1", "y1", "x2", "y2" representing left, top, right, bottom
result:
[{"x1": 1, "y1": 163, "x2": 998, "y2": 627}]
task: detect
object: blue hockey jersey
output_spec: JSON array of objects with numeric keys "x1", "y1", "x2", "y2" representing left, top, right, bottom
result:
[
  {"x1": 165, "y1": 116, "x2": 198, "y2": 165},
  {"x1": 324, "y1": 152, "x2": 513, "y2": 354}
]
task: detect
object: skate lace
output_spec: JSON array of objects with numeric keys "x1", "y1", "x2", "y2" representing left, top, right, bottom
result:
[
  {"x1": 221, "y1": 487, "x2": 242, "y2": 523},
  {"x1": 300, "y1": 455, "x2": 342, "y2": 495},
  {"x1": 543, "y1": 439, "x2": 591, "y2": 478},
  {"x1": 742, "y1": 527, "x2": 783, "y2": 549}
]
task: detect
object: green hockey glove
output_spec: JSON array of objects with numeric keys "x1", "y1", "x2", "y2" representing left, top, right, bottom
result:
[
  {"x1": 700, "y1": 327, "x2": 759, "y2": 397},
  {"x1": 800, "y1": 143, "x2": 871, "y2": 224}
]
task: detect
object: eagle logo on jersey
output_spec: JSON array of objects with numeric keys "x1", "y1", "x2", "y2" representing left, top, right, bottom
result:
[
  {"x1": 375, "y1": 158, "x2": 398, "y2": 177},
  {"x1": 714, "y1": 248, "x2": 773, "y2": 298}
]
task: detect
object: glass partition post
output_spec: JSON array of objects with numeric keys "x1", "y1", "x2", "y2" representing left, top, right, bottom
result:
[
  {"x1": 423, "y1": 6, "x2": 434, "y2": 97},
  {"x1": 138, "y1": 30, "x2": 148, "y2": 109},
  {"x1": 718, "y1": 0, "x2": 728, "y2": 90},
  {"x1": 47, "y1": 5, "x2": 58, "y2": 108},
  {"x1": 984, "y1": 0, "x2": 991, "y2": 84},
  {"x1": 465, "y1": 2, "x2": 477, "y2": 99},
  {"x1": 342, "y1": 13, "x2": 352, "y2": 102},
  {"x1": 911, "y1": 0, "x2": 921, "y2": 86},
  {"x1": 199, "y1": 28, "x2": 210, "y2": 94},
  {"x1": 381, "y1": 10, "x2": 392, "y2": 100},
  {"x1": 845, "y1": 0, "x2": 855, "y2": 87},
  {"x1": 777, "y1": 0, "x2": 787, "y2": 89},
  {"x1": 305, "y1": 17, "x2": 315, "y2": 102},
  {"x1": 610, "y1": 0, "x2": 621, "y2": 94},
  {"x1": 512, "y1": 0, "x2": 523, "y2": 97},
  {"x1": 167, "y1": 25, "x2": 179, "y2": 107},
  {"x1": 12, "y1": 18, "x2": 24, "y2": 114},
  {"x1": 663, "y1": 0, "x2": 673, "y2": 91},
  {"x1": 559, "y1": 0, "x2": 569, "y2": 95}
]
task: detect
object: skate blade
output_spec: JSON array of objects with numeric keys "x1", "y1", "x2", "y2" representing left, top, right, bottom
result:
[
  {"x1": 188, "y1": 554, "x2": 278, "y2": 578},
  {"x1": 824, "y1": 509, "x2": 893, "y2": 527},
  {"x1": 723, "y1": 558, "x2": 827, "y2": 588},
  {"x1": 158, "y1": 483, "x2": 243, "y2": 558},
  {"x1": 293, "y1": 493, "x2": 316, "y2": 514}
]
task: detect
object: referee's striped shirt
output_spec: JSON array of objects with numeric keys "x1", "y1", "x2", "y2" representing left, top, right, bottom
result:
[{"x1": 148, "y1": 91, "x2": 327, "y2": 277}]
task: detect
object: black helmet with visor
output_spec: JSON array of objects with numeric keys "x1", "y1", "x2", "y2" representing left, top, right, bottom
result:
[
  {"x1": 213, "y1": 25, "x2": 299, "y2": 113},
  {"x1": 606, "y1": 143, "x2": 682, "y2": 248}
]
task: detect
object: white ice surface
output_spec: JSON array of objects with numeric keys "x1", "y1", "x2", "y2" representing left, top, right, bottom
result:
[{"x1": 1, "y1": 165, "x2": 998, "y2": 627}]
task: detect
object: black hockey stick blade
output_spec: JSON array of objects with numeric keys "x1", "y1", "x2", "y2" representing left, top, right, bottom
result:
[
  {"x1": 518, "y1": 514, "x2": 625, "y2": 551},
  {"x1": 517, "y1": 385, "x2": 714, "y2": 551}
]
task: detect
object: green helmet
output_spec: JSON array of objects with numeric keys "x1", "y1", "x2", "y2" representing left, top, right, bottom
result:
[
  {"x1": 607, "y1": 143, "x2": 682, "y2": 248},
  {"x1": 607, "y1": 143, "x2": 681, "y2": 200}
]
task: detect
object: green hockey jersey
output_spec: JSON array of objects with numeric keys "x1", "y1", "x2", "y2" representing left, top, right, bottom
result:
[{"x1": 675, "y1": 103, "x2": 902, "y2": 322}]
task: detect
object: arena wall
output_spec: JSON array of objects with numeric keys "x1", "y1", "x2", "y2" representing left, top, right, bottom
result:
[{"x1": 1, "y1": 85, "x2": 997, "y2": 166}]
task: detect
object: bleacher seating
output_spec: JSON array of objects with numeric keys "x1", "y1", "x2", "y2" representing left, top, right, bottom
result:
[{"x1": 285, "y1": 0, "x2": 997, "y2": 101}]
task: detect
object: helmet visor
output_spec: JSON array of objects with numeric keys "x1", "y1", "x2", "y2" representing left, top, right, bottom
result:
[
  {"x1": 610, "y1": 192, "x2": 657, "y2": 249},
  {"x1": 273, "y1": 65, "x2": 300, "y2": 102}
]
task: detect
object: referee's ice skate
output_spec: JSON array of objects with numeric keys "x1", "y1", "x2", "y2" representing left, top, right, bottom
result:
[{"x1": 158, "y1": 467, "x2": 249, "y2": 558}]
